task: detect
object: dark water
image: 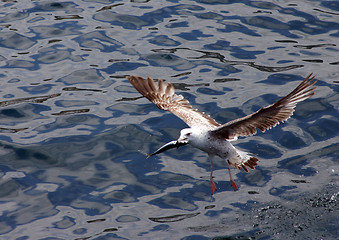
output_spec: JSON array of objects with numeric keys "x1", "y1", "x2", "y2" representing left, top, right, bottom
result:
[{"x1": 0, "y1": 1, "x2": 338, "y2": 239}]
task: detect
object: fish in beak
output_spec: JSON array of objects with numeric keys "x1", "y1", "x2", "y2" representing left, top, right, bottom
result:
[{"x1": 147, "y1": 140, "x2": 188, "y2": 158}]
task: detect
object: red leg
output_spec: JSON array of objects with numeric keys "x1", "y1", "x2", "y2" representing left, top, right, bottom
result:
[
  {"x1": 209, "y1": 155, "x2": 217, "y2": 194},
  {"x1": 227, "y1": 160, "x2": 238, "y2": 191}
]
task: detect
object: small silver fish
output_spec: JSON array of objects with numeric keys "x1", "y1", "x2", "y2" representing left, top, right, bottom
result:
[{"x1": 147, "y1": 140, "x2": 188, "y2": 158}]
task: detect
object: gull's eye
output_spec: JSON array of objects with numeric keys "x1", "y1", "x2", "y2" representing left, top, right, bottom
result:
[{"x1": 186, "y1": 132, "x2": 191, "y2": 136}]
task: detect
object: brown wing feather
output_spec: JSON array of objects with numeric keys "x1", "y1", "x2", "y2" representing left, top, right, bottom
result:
[
  {"x1": 211, "y1": 73, "x2": 317, "y2": 140},
  {"x1": 127, "y1": 76, "x2": 220, "y2": 128}
]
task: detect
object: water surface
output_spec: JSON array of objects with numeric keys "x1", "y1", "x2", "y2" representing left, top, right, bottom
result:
[{"x1": 0, "y1": 1, "x2": 338, "y2": 239}]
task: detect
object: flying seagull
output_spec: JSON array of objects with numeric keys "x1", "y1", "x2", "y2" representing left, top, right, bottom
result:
[{"x1": 128, "y1": 74, "x2": 317, "y2": 194}]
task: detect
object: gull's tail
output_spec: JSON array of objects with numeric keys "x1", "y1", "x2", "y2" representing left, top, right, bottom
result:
[
  {"x1": 223, "y1": 147, "x2": 259, "y2": 191},
  {"x1": 229, "y1": 148, "x2": 259, "y2": 172}
]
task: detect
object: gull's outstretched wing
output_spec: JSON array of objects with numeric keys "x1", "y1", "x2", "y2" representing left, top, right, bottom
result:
[
  {"x1": 128, "y1": 76, "x2": 220, "y2": 129},
  {"x1": 211, "y1": 73, "x2": 317, "y2": 140}
]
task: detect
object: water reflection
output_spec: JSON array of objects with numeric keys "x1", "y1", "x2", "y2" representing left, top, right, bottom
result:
[{"x1": 0, "y1": 32, "x2": 36, "y2": 50}]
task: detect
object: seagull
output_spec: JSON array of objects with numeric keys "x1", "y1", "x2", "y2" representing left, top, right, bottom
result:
[{"x1": 127, "y1": 73, "x2": 317, "y2": 194}]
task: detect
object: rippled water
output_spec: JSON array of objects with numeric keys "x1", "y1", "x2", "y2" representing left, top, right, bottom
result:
[{"x1": 0, "y1": 1, "x2": 338, "y2": 239}]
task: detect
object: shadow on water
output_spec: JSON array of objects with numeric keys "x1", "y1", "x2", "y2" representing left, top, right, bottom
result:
[{"x1": 0, "y1": 0, "x2": 338, "y2": 239}]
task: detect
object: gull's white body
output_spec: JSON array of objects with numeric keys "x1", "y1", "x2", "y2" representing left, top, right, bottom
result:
[{"x1": 179, "y1": 127, "x2": 246, "y2": 166}]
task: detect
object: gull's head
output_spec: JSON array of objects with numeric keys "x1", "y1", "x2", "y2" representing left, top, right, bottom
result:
[{"x1": 177, "y1": 128, "x2": 193, "y2": 144}]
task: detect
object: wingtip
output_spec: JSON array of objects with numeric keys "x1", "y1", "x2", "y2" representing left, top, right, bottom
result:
[
  {"x1": 305, "y1": 72, "x2": 317, "y2": 85},
  {"x1": 127, "y1": 75, "x2": 139, "y2": 84}
]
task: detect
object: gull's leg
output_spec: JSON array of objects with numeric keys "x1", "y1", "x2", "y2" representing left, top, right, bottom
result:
[
  {"x1": 209, "y1": 154, "x2": 217, "y2": 194},
  {"x1": 227, "y1": 160, "x2": 238, "y2": 191}
]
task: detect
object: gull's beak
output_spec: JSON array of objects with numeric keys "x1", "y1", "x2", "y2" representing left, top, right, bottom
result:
[
  {"x1": 176, "y1": 137, "x2": 188, "y2": 145},
  {"x1": 176, "y1": 139, "x2": 189, "y2": 146}
]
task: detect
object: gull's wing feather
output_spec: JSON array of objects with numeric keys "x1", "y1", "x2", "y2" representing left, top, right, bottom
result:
[
  {"x1": 211, "y1": 73, "x2": 317, "y2": 140},
  {"x1": 128, "y1": 76, "x2": 220, "y2": 128}
]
